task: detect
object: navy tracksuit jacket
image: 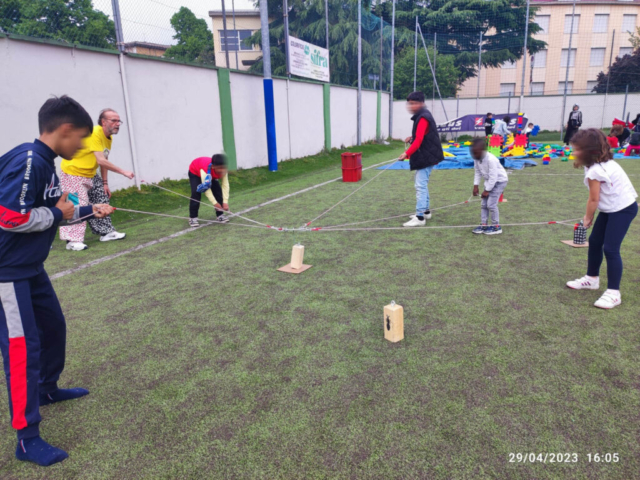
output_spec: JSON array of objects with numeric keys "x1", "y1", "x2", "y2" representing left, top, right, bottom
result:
[{"x1": 0, "y1": 140, "x2": 93, "y2": 440}]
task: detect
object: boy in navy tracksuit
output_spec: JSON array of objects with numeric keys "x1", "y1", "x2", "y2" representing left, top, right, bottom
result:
[{"x1": 0, "y1": 96, "x2": 114, "y2": 466}]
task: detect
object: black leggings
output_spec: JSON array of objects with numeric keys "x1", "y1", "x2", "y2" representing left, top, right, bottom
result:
[
  {"x1": 587, "y1": 202, "x2": 638, "y2": 290},
  {"x1": 188, "y1": 171, "x2": 223, "y2": 218},
  {"x1": 564, "y1": 126, "x2": 579, "y2": 145}
]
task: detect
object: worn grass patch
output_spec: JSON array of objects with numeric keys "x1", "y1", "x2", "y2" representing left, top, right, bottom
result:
[{"x1": 1, "y1": 149, "x2": 639, "y2": 479}]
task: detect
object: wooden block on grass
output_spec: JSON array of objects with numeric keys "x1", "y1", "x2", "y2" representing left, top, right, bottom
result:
[
  {"x1": 278, "y1": 244, "x2": 312, "y2": 274},
  {"x1": 384, "y1": 303, "x2": 404, "y2": 343},
  {"x1": 561, "y1": 240, "x2": 589, "y2": 248}
]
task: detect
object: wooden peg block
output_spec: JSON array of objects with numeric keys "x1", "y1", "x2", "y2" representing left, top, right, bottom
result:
[
  {"x1": 384, "y1": 303, "x2": 404, "y2": 343},
  {"x1": 277, "y1": 244, "x2": 312, "y2": 274},
  {"x1": 291, "y1": 244, "x2": 304, "y2": 269}
]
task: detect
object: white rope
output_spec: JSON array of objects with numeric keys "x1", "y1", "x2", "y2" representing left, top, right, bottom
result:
[
  {"x1": 320, "y1": 197, "x2": 478, "y2": 230},
  {"x1": 304, "y1": 157, "x2": 399, "y2": 226},
  {"x1": 308, "y1": 218, "x2": 581, "y2": 232},
  {"x1": 113, "y1": 208, "x2": 264, "y2": 230},
  {"x1": 141, "y1": 181, "x2": 269, "y2": 227}
]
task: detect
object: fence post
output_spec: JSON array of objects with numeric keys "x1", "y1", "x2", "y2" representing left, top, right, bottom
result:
[
  {"x1": 560, "y1": 0, "x2": 577, "y2": 141},
  {"x1": 622, "y1": 84, "x2": 629, "y2": 120},
  {"x1": 357, "y1": 0, "x2": 362, "y2": 145},
  {"x1": 432, "y1": 32, "x2": 436, "y2": 112},
  {"x1": 417, "y1": 23, "x2": 448, "y2": 121},
  {"x1": 413, "y1": 16, "x2": 418, "y2": 92},
  {"x1": 111, "y1": 0, "x2": 125, "y2": 52},
  {"x1": 260, "y1": 0, "x2": 278, "y2": 171},
  {"x1": 389, "y1": 0, "x2": 396, "y2": 139},
  {"x1": 476, "y1": 32, "x2": 482, "y2": 115},
  {"x1": 518, "y1": 0, "x2": 531, "y2": 113},
  {"x1": 231, "y1": 0, "x2": 239, "y2": 69},
  {"x1": 221, "y1": 0, "x2": 231, "y2": 69},
  {"x1": 507, "y1": 91, "x2": 511, "y2": 115},
  {"x1": 379, "y1": 4, "x2": 383, "y2": 92}
]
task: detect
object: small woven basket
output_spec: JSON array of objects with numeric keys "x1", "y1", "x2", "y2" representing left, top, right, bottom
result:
[{"x1": 574, "y1": 221, "x2": 587, "y2": 245}]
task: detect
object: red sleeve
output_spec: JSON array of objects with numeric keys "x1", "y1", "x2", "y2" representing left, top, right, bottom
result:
[{"x1": 405, "y1": 118, "x2": 429, "y2": 158}]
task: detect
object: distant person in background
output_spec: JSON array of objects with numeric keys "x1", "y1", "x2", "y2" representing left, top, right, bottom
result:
[
  {"x1": 59, "y1": 109, "x2": 134, "y2": 250},
  {"x1": 610, "y1": 124, "x2": 629, "y2": 148},
  {"x1": 188, "y1": 154, "x2": 230, "y2": 227},
  {"x1": 483, "y1": 113, "x2": 494, "y2": 137},
  {"x1": 492, "y1": 115, "x2": 511, "y2": 145},
  {"x1": 632, "y1": 113, "x2": 640, "y2": 129},
  {"x1": 563, "y1": 104, "x2": 582, "y2": 145},
  {"x1": 606, "y1": 129, "x2": 620, "y2": 149},
  {"x1": 399, "y1": 91, "x2": 444, "y2": 227}
]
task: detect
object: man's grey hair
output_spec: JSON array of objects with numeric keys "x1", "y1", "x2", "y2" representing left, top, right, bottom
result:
[{"x1": 97, "y1": 108, "x2": 118, "y2": 127}]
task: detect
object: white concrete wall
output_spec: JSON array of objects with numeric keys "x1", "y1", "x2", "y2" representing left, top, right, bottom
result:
[
  {"x1": 0, "y1": 39, "x2": 136, "y2": 192},
  {"x1": 229, "y1": 71, "x2": 268, "y2": 169},
  {"x1": 124, "y1": 57, "x2": 223, "y2": 185},
  {"x1": 329, "y1": 86, "x2": 357, "y2": 148},
  {"x1": 0, "y1": 37, "x2": 392, "y2": 188},
  {"x1": 392, "y1": 93, "x2": 640, "y2": 139}
]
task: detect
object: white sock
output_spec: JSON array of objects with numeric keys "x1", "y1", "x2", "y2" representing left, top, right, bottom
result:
[
  {"x1": 605, "y1": 289, "x2": 620, "y2": 297},
  {"x1": 586, "y1": 275, "x2": 599, "y2": 281}
]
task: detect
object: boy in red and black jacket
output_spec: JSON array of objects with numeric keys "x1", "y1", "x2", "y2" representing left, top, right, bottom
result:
[
  {"x1": 0, "y1": 96, "x2": 113, "y2": 466},
  {"x1": 399, "y1": 91, "x2": 444, "y2": 227}
]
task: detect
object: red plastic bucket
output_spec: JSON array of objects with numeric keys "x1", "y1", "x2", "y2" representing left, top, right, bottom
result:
[
  {"x1": 342, "y1": 166, "x2": 362, "y2": 182},
  {"x1": 341, "y1": 152, "x2": 362, "y2": 169}
]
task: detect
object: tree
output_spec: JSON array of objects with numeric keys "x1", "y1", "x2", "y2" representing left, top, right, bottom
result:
[
  {"x1": 630, "y1": 27, "x2": 640, "y2": 51},
  {"x1": 247, "y1": 0, "x2": 545, "y2": 93},
  {"x1": 0, "y1": 0, "x2": 116, "y2": 49},
  {"x1": 394, "y1": 47, "x2": 459, "y2": 100},
  {"x1": 592, "y1": 49, "x2": 640, "y2": 94},
  {"x1": 384, "y1": 0, "x2": 546, "y2": 84},
  {"x1": 164, "y1": 7, "x2": 215, "y2": 64}
]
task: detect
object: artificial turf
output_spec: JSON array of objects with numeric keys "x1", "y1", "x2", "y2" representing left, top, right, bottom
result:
[{"x1": 1, "y1": 144, "x2": 639, "y2": 479}]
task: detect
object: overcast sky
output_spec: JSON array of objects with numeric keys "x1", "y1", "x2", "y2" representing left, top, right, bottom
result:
[{"x1": 97, "y1": 0, "x2": 256, "y2": 46}]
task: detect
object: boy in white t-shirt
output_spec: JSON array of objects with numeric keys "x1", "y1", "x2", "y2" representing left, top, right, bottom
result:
[
  {"x1": 566, "y1": 129, "x2": 638, "y2": 309},
  {"x1": 470, "y1": 138, "x2": 509, "y2": 235}
]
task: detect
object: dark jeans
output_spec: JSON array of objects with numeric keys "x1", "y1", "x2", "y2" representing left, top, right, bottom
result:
[
  {"x1": 188, "y1": 171, "x2": 223, "y2": 219},
  {"x1": 587, "y1": 202, "x2": 638, "y2": 290},
  {"x1": 564, "y1": 126, "x2": 579, "y2": 145}
]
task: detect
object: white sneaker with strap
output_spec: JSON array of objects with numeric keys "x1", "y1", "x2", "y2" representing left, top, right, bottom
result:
[
  {"x1": 594, "y1": 290, "x2": 621, "y2": 309},
  {"x1": 566, "y1": 275, "x2": 600, "y2": 290}
]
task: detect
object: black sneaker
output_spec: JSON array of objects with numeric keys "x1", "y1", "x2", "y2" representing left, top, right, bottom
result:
[
  {"x1": 472, "y1": 225, "x2": 487, "y2": 234},
  {"x1": 216, "y1": 215, "x2": 229, "y2": 224},
  {"x1": 484, "y1": 225, "x2": 502, "y2": 235},
  {"x1": 189, "y1": 218, "x2": 199, "y2": 227}
]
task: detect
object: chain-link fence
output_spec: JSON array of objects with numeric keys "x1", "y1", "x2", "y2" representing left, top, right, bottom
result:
[{"x1": 1, "y1": 0, "x2": 638, "y2": 101}]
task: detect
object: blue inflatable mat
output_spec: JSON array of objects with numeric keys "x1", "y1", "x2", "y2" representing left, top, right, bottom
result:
[
  {"x1": 614, "y1": 154, "x2": 640, "y2": 160},
  {"x1": 379, "y1": 158, "x2": 537, "y2": 171}
]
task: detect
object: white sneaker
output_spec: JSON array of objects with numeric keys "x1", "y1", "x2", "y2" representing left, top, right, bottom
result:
[
  {"x1": 100, "y1": 231, "x2": 126, "y2": 242},
  {"x1": 403, "y1": 216, "x2": 426, "y2": 227},
  {"x1": 410, "y1": 211, "x2": 432, "y2": 220},
  {"x1": 66, "y1": 241, "x2": 88, "y2": 251},
  {"x1": 594, "y1": 290, "x2": 621, "y2": 309},
  {"x1": 566, "y1": 275, "x2": 600, "y2": 290},
  {"x1": 189, "y1": 218, "x2": 200, "y2": 227}
]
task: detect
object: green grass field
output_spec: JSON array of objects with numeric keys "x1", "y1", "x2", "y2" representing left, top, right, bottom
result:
[{"x1": 1, "y1": 144, "x2": 639, "y2": 479}]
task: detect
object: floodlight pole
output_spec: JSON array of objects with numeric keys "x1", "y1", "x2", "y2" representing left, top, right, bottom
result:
[
  {"x1": 283, "y1": 0, "x2": 291, "y2": 77},
  {"x1": 389, "y1": 0, "x2": 396, "y2": 139},
  {"x1": 325, "y1": 0, "x2": 330, "y2": 51},
  {"x1": 518, "y1": 0, "x2": 531, "y2": 113},
  {"x1": 380, "y1": 2, "x2": 383, "y2": 92},
  {"x1": 622, "y1": 84, "x2": 629, "y2": 119},
  {"x1": 260, "y1": 0, "x2": 278, "y2": 171},
  {"x1": 110, "y1": 0, "x2": 125, "y2": 52},
  {"x1": 560, "y1": 0, "x2": 577, "y2": 141}
]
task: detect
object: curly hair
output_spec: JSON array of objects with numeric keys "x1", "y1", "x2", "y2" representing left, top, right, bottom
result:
[{"x1": 571, "y1": 128, "x2": 612, "y2": 168}]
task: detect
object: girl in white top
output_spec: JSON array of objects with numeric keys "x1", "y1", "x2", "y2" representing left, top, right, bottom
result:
[{"x1": 566, "y1": 129, "x2": 638, "y2": 309}]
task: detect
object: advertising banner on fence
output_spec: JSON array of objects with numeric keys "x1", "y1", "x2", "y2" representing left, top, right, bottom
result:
[
  {"x1": 437, "y1": 113, "x2": 527, "y2": 134},
  {"x1": 288, "y1": 36, "x2": 330, "y2": 82}
]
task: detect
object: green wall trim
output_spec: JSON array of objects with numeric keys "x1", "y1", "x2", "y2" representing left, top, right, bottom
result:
[
  {"x1": 323, "y1": 84, "x2": 331, "y2": 151},
  {"x1": 376, "y1": 91, "x2": 382, "y2": 141},
  {"x1": 217, "y1": 69, "x2": 238, "y2": 171}
]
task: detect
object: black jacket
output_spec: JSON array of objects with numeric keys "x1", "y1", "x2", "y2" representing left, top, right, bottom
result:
[
  {"x1": 567, "y1": 110, "x2": 582, "y2": 128},
  {"x1": 409, "y1": 108, "x2": 444, "y2": 171}
]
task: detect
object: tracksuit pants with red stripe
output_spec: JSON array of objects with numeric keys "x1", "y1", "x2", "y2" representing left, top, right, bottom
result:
[{"x1": 0, "y1": 271, "x2": 66, "y2": 440}]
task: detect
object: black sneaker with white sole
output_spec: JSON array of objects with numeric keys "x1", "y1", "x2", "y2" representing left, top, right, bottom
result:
[{"x1": 216, "y1": 215, "x2": 229, "y2": 224}]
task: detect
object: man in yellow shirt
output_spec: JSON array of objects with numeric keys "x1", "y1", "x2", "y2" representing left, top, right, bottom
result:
[{"x1": 59, "y1": 109, "x2": 134, "y2": 250}]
